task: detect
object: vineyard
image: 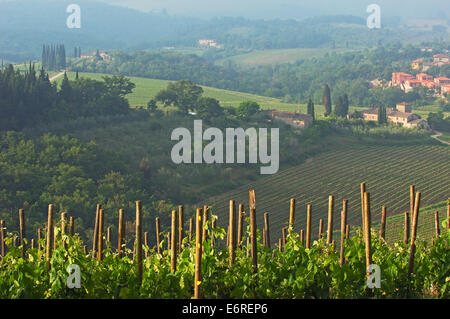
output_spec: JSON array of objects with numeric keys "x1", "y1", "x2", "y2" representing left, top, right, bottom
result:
[
  {"x1": 0, "y1": 186, "x2": 449, "y2": 299},
  {"x1": 205, "y1": 145, "x2": 450, "y2": 242}
]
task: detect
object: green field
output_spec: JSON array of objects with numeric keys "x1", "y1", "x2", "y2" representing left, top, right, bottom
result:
[
  {"x1": 58, "y1": 72, "x2": 377, "y2": 118},
  {"x1": 58, "y1": 72, "x2": 304, "y2": 111},
  {"x1": 215, "y1": 48, "x2": 354, "y2": 67},
  {"x1": 202, "y1": 144, "x2": 450, "y2": 245}
]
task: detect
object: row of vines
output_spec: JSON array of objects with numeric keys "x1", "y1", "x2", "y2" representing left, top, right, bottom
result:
[{"x1": 0, "y1": 185, "x2": 449, "y2": 298}]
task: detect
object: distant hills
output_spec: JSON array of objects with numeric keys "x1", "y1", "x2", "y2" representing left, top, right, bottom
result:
[{"x1": 0, "y1": 0, "x2": 447, "y2": 62}]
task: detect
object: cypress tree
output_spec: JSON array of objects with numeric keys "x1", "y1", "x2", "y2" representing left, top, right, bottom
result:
[
  {"x1": 41, "y1": 45, "x2": 47, "y2": 69},
  {"x1": 307, "y1": 98, "x2": 315, "y2": 121},
  {"x1": 378, "y1": 105, "x2": 387, "y2": 124},
  {"x1": 343, "y1": 94, "x2": 349, "y2": 117},
  {"x1": 59, "y1": 72, "x2": 72, "y2": 102},
  {"x1": 323, "y1": 84, "x2": 332, "y2": 117},
  {"x1": 61, "y1": 44, "x2": 66, "y2": 69}
]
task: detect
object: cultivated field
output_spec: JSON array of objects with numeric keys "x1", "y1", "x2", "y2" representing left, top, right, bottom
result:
[
  {"x1": 203, "y1": 144, "x2": 450, "y2": 244},
  {"x1": 215, "y1": 48, "x2": 354, "y2": 67}
]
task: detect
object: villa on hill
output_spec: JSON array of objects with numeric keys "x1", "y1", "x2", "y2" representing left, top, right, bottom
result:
[
  {"x1": 80, "y1": 50, "x2": 112, "y2": 61},
  {"x1": 262, "y1": 110, "x2": 313, "y2": 129},
  {"x1": 360, "y1": 103, "x2": 428, "y2": 128}
]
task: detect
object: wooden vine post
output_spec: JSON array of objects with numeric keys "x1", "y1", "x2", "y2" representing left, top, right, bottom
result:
[
  {"x1": 318, "y1": 219, "x2": 323, "y2": 240},
  {"x1": 237, "y1": 204, "x2": 244, "y2": 247},
  {"x1": 189, "y1": 217, "x2": 193, "y2": 242},
  {"x1": 19, "y1": 209, "x2": 26, "y2": 258},
  {"x1": 229, "y1": 200, "x2": 236, "y2": 268},
  {"x1": 447, "y1": 202, "x2": 450, "y2": 230},
  {"x1": 97, "y1": 209, "x2": 104, "y2": 262},
  {"x1": 202, "y1": 205, "x2": 209, "y2": 243},
  {"x1": 340, "y1": 199, "x2": 348, "y2": 267},
  {"x1": 434, "y1": 211, "x2": 440, "y2": 238},
  {"x1": 410, "y1": 185, "x2": 415, "y2": 226},
  {"x1": 37, "y1": 228, "x2": 42, "y2": 251},
  {"x1": 178, "y1": 205, "x2": 184, "y2": 253},
  {"x1": 289, "y1": 198, "x2": 295, "y2": 234},
  {"x1": 249, "y1": 190, "x2": 258, "y2": 275},
  {"x1": 61, "y1": 212, "x2": 68, "y2": 250},
  {"x1": 107, "y1": 227, "x2": 112, "y2": 245},
  {"x1": 92, "y1": 204, "x2": 101, "y2": 258},
  {"x1": 345, "y1": 224, "x2": 349, "y2": 240},
  {"x1": 1, "y1": 220, "x2": 6, "y2": 257},
  {"x1": 380, "y1": 206, "x2": 386, "y2": 241},
  {"x1": 46, "y1": 204, "x2": 54, "y2": 270},
  {"x1": 69, "y1": 216, "x2": 74, "y2": 236},
  {"x1": 264, "y1": 213, "x2": 270, "y2": 249},
  {"x1": 171, "y1": 210, "x2": 177, "y2": 272},
  {"x1": 306, "y1": 204, "x2": 311, "y2": 249},
  {"x1": 61, "y1": 212, "x2": 67, "y2": 235},
  {"x1": 118, "y1": 209, "x2": 125, "y2": 257},
  {"x1": 300, "y1": 229, "x2": 304, "y2": 245},
  {"x1": 136, "y1": 201, "x2": 143, "y2": 286},
  {"x1": 194, "y1": 208, "x2": 203, "y2": 299},
  {"x1": 408, "y1": 192, "x2": 421, "y2": 277},
  {"x1": 404, "y1": 211, "x2": 410, "y2": 245},
  {"x1": 155, "y1": 217, "x2": 161, "y2": 255},
  {"x1": 281, "y1": 227, "x2": 286, "y2": 251},
  {"x1": 361, "y1": 182, "x2": 366, "y2": 232},
  {"x1": 327, "y1": 195, "x2": 334, "y2": 245},
  {"x1": 363, "y1": 192, "x2": 372, "y2": 289}
]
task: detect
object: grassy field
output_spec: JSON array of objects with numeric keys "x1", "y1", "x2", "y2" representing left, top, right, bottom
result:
[
  {"x1": 58, "y1": 72, "x2": 379, "y2": 118},
  {"x1": 58, "y1": 71, "x2": 305, "y2": 111},
  {"x1": 215, "y1": 48, "x2": 354, "y2": 67},
  {"x1": 202, "y1": 144, "x2": 450, "y2": 245}
]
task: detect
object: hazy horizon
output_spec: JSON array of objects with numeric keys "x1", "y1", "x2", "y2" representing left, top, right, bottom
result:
[
  {"x1": 0, "y1": 0, "x2": 448, "y2": 20},
  {"x1": 101, "y1": 0, "x2": 449, "y2": 20}
]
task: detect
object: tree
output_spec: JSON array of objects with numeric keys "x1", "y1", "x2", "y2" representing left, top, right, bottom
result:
[
  {"x1": 307, "y1": 98, "x2": 315, "y2": 121},
  {"x1": 377, "y1": 105, "x2": 387, "y2": 124},
  {"x1": 59, "y1": 72, "x2": 72, "y2": 102},
  {"x1": 335, "y1": 94, "x2": 349, "y2": 117},
  {"x1": 155, "y1": 80, "x2": 203, "y2": 114},
  {"x1": 323, "y1": 84, "x2": 332, "y2": 117},
  {"x1": 236, "y1": 101, "x2": 260, "y2": 119},
  {"x1": 195, "y1": 97, "x2": 224, "y2": 120},
  {"x1": 147, "y1": 99, "x2": 157, "y2": 112},
  {"x1": 102, "y1": 75, "x2": 135, "y2": 97}
]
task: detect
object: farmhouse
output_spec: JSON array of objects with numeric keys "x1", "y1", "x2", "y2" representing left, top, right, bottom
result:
[
  {"x1": 361, "y1": 106, "x2": 428, "y2": 128},
  {"x1": 198, "y1": 39, "x2": 223, "y2": 49},
  {"x1": 263, "y1": 110, "x2": 313, "y2": 129},
  {"x1": 80, "y1": 50, "x2": 112, "y2": 60}
]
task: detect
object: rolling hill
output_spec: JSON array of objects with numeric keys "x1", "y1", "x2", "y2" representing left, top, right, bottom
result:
[{"x1": 200, "y1": 144, "x2": 450, "y2": 245}]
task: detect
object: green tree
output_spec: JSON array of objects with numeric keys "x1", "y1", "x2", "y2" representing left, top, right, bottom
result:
[
  {"x1": 377, "y1": 105, "x2": 387, "y2": 124},
  {"x1": 236, "y1": 101, "x2": 260, "y2": 119},
  {"x1": 102, "y1": 75, "x2": 135, "y2": 97},
  {"x1": 323, "y1": 84, "x2": 332, "y2": 117},
  {"x1": 307, "y1": 98, "x2": 315, "y2": 121},
  {"x1": 195, "y1": 97, "x2": 224, "y2": 120},
  {"x1": 155, "y1": 80, "x2": 203, "y2": 114}
]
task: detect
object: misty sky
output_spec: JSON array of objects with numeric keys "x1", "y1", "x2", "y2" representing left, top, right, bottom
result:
[{"x1": 99, "y1": 0, "x2": 449, "y2": 20}]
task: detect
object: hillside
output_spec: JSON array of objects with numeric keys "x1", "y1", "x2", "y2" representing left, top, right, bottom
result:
[
  {"x1": 58, "y1": 72, "x2": 304, "y2": 111},
  {"x1": 215, "y1": 48, "x2": 356, "y2": 67},
  {"x1": 202, "y1": 144, "x2": 450, "y2": 244}
]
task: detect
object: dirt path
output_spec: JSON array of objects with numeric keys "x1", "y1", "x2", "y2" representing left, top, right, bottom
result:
[
  {"x1": 49, "y1": 70, "x2": 66, "y2": 82},
  {"x1": 431, "y1": 131, "x2": 450, "y2": 146}
]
